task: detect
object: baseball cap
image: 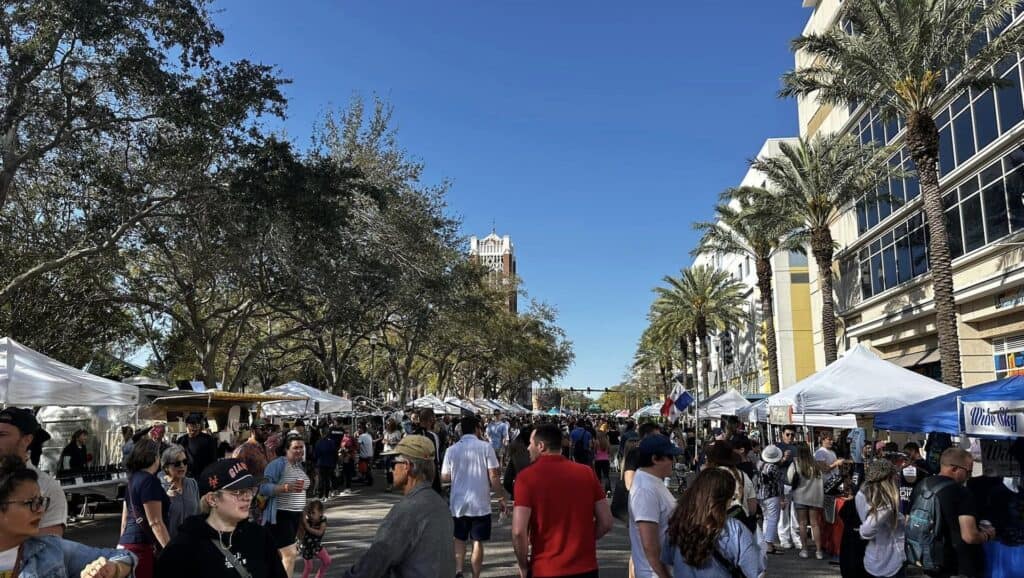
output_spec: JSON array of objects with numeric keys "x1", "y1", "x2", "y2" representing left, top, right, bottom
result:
[
  {"x1": 198, "y1": 458, "x2": 259, "y2": 495},
  {"x1": 638, "y1": 434, "x2": 684, "y2": 457},
  {"x1": 381, "y1": 435, "x2": 435, "y2": 460},
  {"x1": 0, "y1": 407, "x2": 40, "y2": 435}
]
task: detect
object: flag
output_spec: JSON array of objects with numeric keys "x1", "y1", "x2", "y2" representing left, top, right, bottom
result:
[
  {"x1": 667, "y1": 383, "x2": 694, "y2": 421},
  {"x1": 659, "y1": 396, "x2": 674, "y2": 417}
]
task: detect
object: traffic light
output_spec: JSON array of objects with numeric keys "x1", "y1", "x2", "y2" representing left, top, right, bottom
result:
[{"x1": 721, "y1": 332, "x2": 734, "y2": 365}]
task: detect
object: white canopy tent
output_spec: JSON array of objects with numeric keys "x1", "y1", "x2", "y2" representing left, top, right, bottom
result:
[
  {"x1": 0, "y1": 337, "x2": 139, "y2": 406},
  {"x1": 261, "y1": 381, "x2": 353, "y2": 417},
  {"x1": 444, "y1": 396, "x2": 482, "y2": 415},
  {"x1": 696, "y1": 389, "x2": 750, "y2": 419},
  {"x1": 765, "y1": 344, "x2": 955, "y2": 423},
  {"x1": 632, "y1": 402, "x2": 662, "y2": 419},
  {"x1": 410, "y1": 395, "x2": 462, "y2": 415},
  {"x1": 737, "y1": 398, "x2": 858, "y2": 429}
]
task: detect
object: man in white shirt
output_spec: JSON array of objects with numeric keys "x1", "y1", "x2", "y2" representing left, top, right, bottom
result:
[
  {"x1": 0, "y1": 407, "x2": 68, "y2": 535},
  {"x1": 815, "y1": 432, "x2": 847, "y2": 486},
  {"x1": 357, "y1": 422, "x2": 375, "y2": 485},
  {"x1": 628, "y1": 434, "x2": 680, "y2": 578},
  {"x1": 441, "y1": 415, "x2": 508, "y2": 578}
]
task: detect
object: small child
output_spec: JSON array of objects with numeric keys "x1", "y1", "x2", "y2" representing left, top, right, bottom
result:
[{"x1": 296, "y1": 500, "x2": 331, "y2": 578}]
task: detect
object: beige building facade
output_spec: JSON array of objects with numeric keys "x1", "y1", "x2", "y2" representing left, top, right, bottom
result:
[
  {"x1": 796, "y1": 0, "x2": 1024, "y2": 386},
  {"x1": 692, "y1": 139, "x2": 816, "y2": 395}
]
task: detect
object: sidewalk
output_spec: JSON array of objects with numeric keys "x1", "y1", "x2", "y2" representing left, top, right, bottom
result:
[{"x1": 66, "y1": 473, "x2": 840, "y2": 577}]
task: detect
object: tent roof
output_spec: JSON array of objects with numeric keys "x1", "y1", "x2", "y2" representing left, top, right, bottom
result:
[
  {"x1": 0, "y1": 337, "x2": 139, "y2": 406},
  {"x1": 766, "y1": 344, "x2": 955, "y2": 415},
  {"x1": 698, "y1": 389, "x2": 750, "y2": 419},
  {"x1": 409, "y1": 395, "x2": 462, "y2": 415},
  {"x1": 632, "y1": 402, "x2": 662, "y2": 419},
  {"x1": 875, "y1": 375, "x2": 1024, "y2": 436},
  {"x1": 444, "y1": 397, "x2": 483, "y2": 415},
  {"x1": 261, "y1": 381, "x2": 353, "y2": 416}
]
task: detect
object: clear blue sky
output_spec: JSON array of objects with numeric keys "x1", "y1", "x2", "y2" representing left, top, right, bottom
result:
[{"x1": 212, "y1": 0, "x2": 811, "y2": 392}]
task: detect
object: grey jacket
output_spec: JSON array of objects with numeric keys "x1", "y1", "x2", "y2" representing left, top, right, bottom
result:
[{"x1": 344, "y1": 481, "x2": 456, "y2": 578}]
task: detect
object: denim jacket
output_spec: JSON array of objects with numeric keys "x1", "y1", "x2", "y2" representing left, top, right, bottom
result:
[
  {"x1": 17, "y1": 535, "x2": 137, "y2": 578},
  {"x1": 258, "y1": 456, "x2": 287, "y2": 525}
]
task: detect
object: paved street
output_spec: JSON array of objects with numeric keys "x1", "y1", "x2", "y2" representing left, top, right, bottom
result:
[{"x1": 65, "y1": 472, "x2": 839, "y2": 577}]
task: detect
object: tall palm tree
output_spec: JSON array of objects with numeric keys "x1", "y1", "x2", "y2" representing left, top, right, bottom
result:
[
  {"x1": 653, "y1": 266, "x2": 745, "y2": 397},
  {"x1": 693, "y1": 187, "x2": 804, "y2": 394},
  {"x1": 780, "y1": 0, "x2": 1024, "y2": 386},
  {"x1": 752, "y1": 135, "x2": 892, "y2": 365},
  {"x1": 635, "y1": 321, "x2": 678, "y2": 397}
]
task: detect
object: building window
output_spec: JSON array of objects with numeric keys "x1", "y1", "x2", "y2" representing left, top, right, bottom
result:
[
  {"x1": 943, "y1": 144, "x2": 1024, "y2": 259},
  {"x1": 993, "y1": 335, "x2": 1024, "y2": 379},
  {"x1": 856, "y1": 214, "x2": 930, "y2": 300}
]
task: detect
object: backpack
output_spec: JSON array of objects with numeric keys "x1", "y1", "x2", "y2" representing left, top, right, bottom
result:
[{"x1": 905, "y1": 476, "x2": 956, "y2": 572}]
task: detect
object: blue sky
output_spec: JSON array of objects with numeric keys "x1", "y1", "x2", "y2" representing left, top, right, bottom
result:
[{"x1": 212, "y1": 0, "x2": 811, "y2": 392}]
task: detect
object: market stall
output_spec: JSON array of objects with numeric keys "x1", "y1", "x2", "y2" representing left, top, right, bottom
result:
[
  {"x1": 875, "y1": 375, "x2": 1024, "y2": 577},
  {"x1": 443, "y1": 396, "x2": 482, "y2": 415},
  {"x1": 408, "y1": 394, "x2": 462, "y2": 415},
  {"x1": 765, "y1": 344, "x2": 955, "y2": 424},
  {"x1": 261, "y1": 381, "x2": 353, "y2": 417},
  {"x1": 696, "y1": 389, "x2": 751, "y2": 419}
]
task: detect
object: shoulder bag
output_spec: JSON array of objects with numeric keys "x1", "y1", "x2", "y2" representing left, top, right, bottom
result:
[
  {"x1": 711, "y1": 545, "x2": 747, "y2": 578},
  {"x1": 210, "y1": 538, "x2": 253, "y2": 578}
]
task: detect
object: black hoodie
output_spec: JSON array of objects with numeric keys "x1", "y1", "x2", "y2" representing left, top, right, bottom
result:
[{"x1": 155, "y1": 515, "x2": 287, "y2": 578}]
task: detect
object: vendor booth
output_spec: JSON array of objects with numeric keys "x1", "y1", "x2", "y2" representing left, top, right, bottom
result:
[
  {"x1": 443, "y1": 396, "x2": 482, "y2": 415},
  {"x1": 0, "y1": 337, "x2": 139, "y2": 407},
  {"x1": 632, "y1": 402, "x2": 662, "y2": 419},
  {"x1": 875, "y1": 375, "x2": 1024, "y2": 577},
  {"x1": 696, "y1": 389, "x2": 750, "y2": 419},
  {"x1": 409, "y1": 394, "x2": 462, "y2": 415},
  {"x1": 261, "y1": 381, "x2": 353, "y2": 417},
  {"x1": 765, "y1": 344, "x2": 955, "y2": 418}
]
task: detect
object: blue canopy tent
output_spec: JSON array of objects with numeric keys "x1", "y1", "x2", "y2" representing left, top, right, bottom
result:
[{"x1": 875, "y1": 375, "x2": 1024, "y2": 437}]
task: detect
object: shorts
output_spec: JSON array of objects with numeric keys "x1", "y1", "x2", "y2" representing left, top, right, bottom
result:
[
  {"x1": 453, "y1": 514, "x2": 492, "y2": 542},
  {"x1": 271, "y1": 509, "x2": 303, "y2": 549}
]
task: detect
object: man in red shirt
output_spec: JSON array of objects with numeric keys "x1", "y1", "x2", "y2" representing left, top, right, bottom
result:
[{"x1": 512, "y1": 423, "x2": 614, "y2": 578}]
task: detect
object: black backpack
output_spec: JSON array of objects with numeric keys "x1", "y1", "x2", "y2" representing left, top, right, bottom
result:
[{"x1": 905, "y1": 476, "x2": 956, "y2": 572}]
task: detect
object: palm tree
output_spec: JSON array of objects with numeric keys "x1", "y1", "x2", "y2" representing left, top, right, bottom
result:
[
  {"x1": 752, "y1": 135, "x2": 892, "y2": 365},
  {"x1": 653, "y1": 266, "x2": 745, "y2": 397},
  {"x1": 635, "y1": 321, "x2": 678, "y2": 397},
  {"x1": 693, "y1": 187, "x2": 803, "y2": 394},
  {"x1": 780, "y1": 0, "x2": 1024, "y2": 386}
]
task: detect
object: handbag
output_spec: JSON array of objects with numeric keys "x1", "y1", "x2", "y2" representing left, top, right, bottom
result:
[
  {"x1": 210, "y1": 538, "x2": 253, "y2": 578},
  {"x1": 610, "y1": 477, "x2": 629, "y2": 522},
  {"x1": 711, "y1": 545, "x2": 746, "y2": 578}
]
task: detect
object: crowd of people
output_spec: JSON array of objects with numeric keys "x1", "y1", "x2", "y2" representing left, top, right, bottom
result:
[{"x1": 1, "y1": 401, "x2": 1017, "y2": 578}]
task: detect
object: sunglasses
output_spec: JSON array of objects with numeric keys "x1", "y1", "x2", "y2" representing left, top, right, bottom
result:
[
  {"x1": 391, "y1": 458, "x2": 409, "y2": 470},
  {"x1": 2, "y1": 496, "x2": 50, "y2": 513},
  {"x1": 168, "y1": 459, "x2": 190, "y2": 468}
]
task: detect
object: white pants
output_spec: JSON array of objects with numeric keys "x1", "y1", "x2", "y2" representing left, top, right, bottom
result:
[
  {"x1": 760, "y1": 496, "x2": 781, "y2": 545},
  {"x1": 776, "y1": 499, "x2": 803, "y2": 547}
]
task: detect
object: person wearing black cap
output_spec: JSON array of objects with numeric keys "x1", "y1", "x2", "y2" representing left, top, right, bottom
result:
[
  {"x1": 155, "y1": 458, "x2": 287, "y2": 578},
  {"x1": 0, "y1": 407, "x2": 68, "y2": 536},
  {"x1": 175, "y1": 414, "x2": 218, "y2": 480}
]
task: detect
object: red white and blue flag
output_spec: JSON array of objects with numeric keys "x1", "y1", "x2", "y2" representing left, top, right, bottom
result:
[{"x1": 660, "y1": 383, "x2": 694, "y2": 419}]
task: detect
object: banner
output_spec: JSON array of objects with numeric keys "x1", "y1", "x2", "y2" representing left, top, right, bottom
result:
[
  {"x1": 980, "y1": 439, "x2": 1022, "y2": 478},
  {"x1": 769, "y1": 405, "x2": 792, "y2": 425},
  {"x1": 961, "y1": 400, "x2": 1024, "y2": 437}
]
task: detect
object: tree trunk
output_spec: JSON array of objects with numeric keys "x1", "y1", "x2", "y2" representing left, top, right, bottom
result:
[
  {"x1": 905, "y1": 112, "x2": 963, "y2": 388},
  {"x1": 756, "y1": 257, "x2": 781, "y2": 394},
  {"x1": 688, "y1": 333, "x2": 698, "y2": 390},
  {"x1": 697, "y1": 318, "x2": 710, "y2": 398},
  {"x1": 812, "y1": 227, "x2": 839, "y2": 365},
  {"x1": 678, "y1": 336, "x2": 689, "y2": 389}
]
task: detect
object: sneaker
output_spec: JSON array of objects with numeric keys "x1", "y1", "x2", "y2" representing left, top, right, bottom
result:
[
  {"x1": 815, "y1": 550, "x2": 824, "y2": 560},
  {"x1": 798, "y1": 549, "x2": 809, "y2": 559},
  {"x1": 779, "y1": 542, "x2": 793, "y2": 549}
]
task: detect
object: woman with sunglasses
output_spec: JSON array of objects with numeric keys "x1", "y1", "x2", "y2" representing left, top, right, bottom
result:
[
  {"x1": 156, "y1": 458, "x2": 287, "y2": 578},
  {"x1": 160, "y1": 444, "x2": 199, "y2": 540},
  {"x1": 0, "y1": 455, "x2": 136, "y2": 578}
]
